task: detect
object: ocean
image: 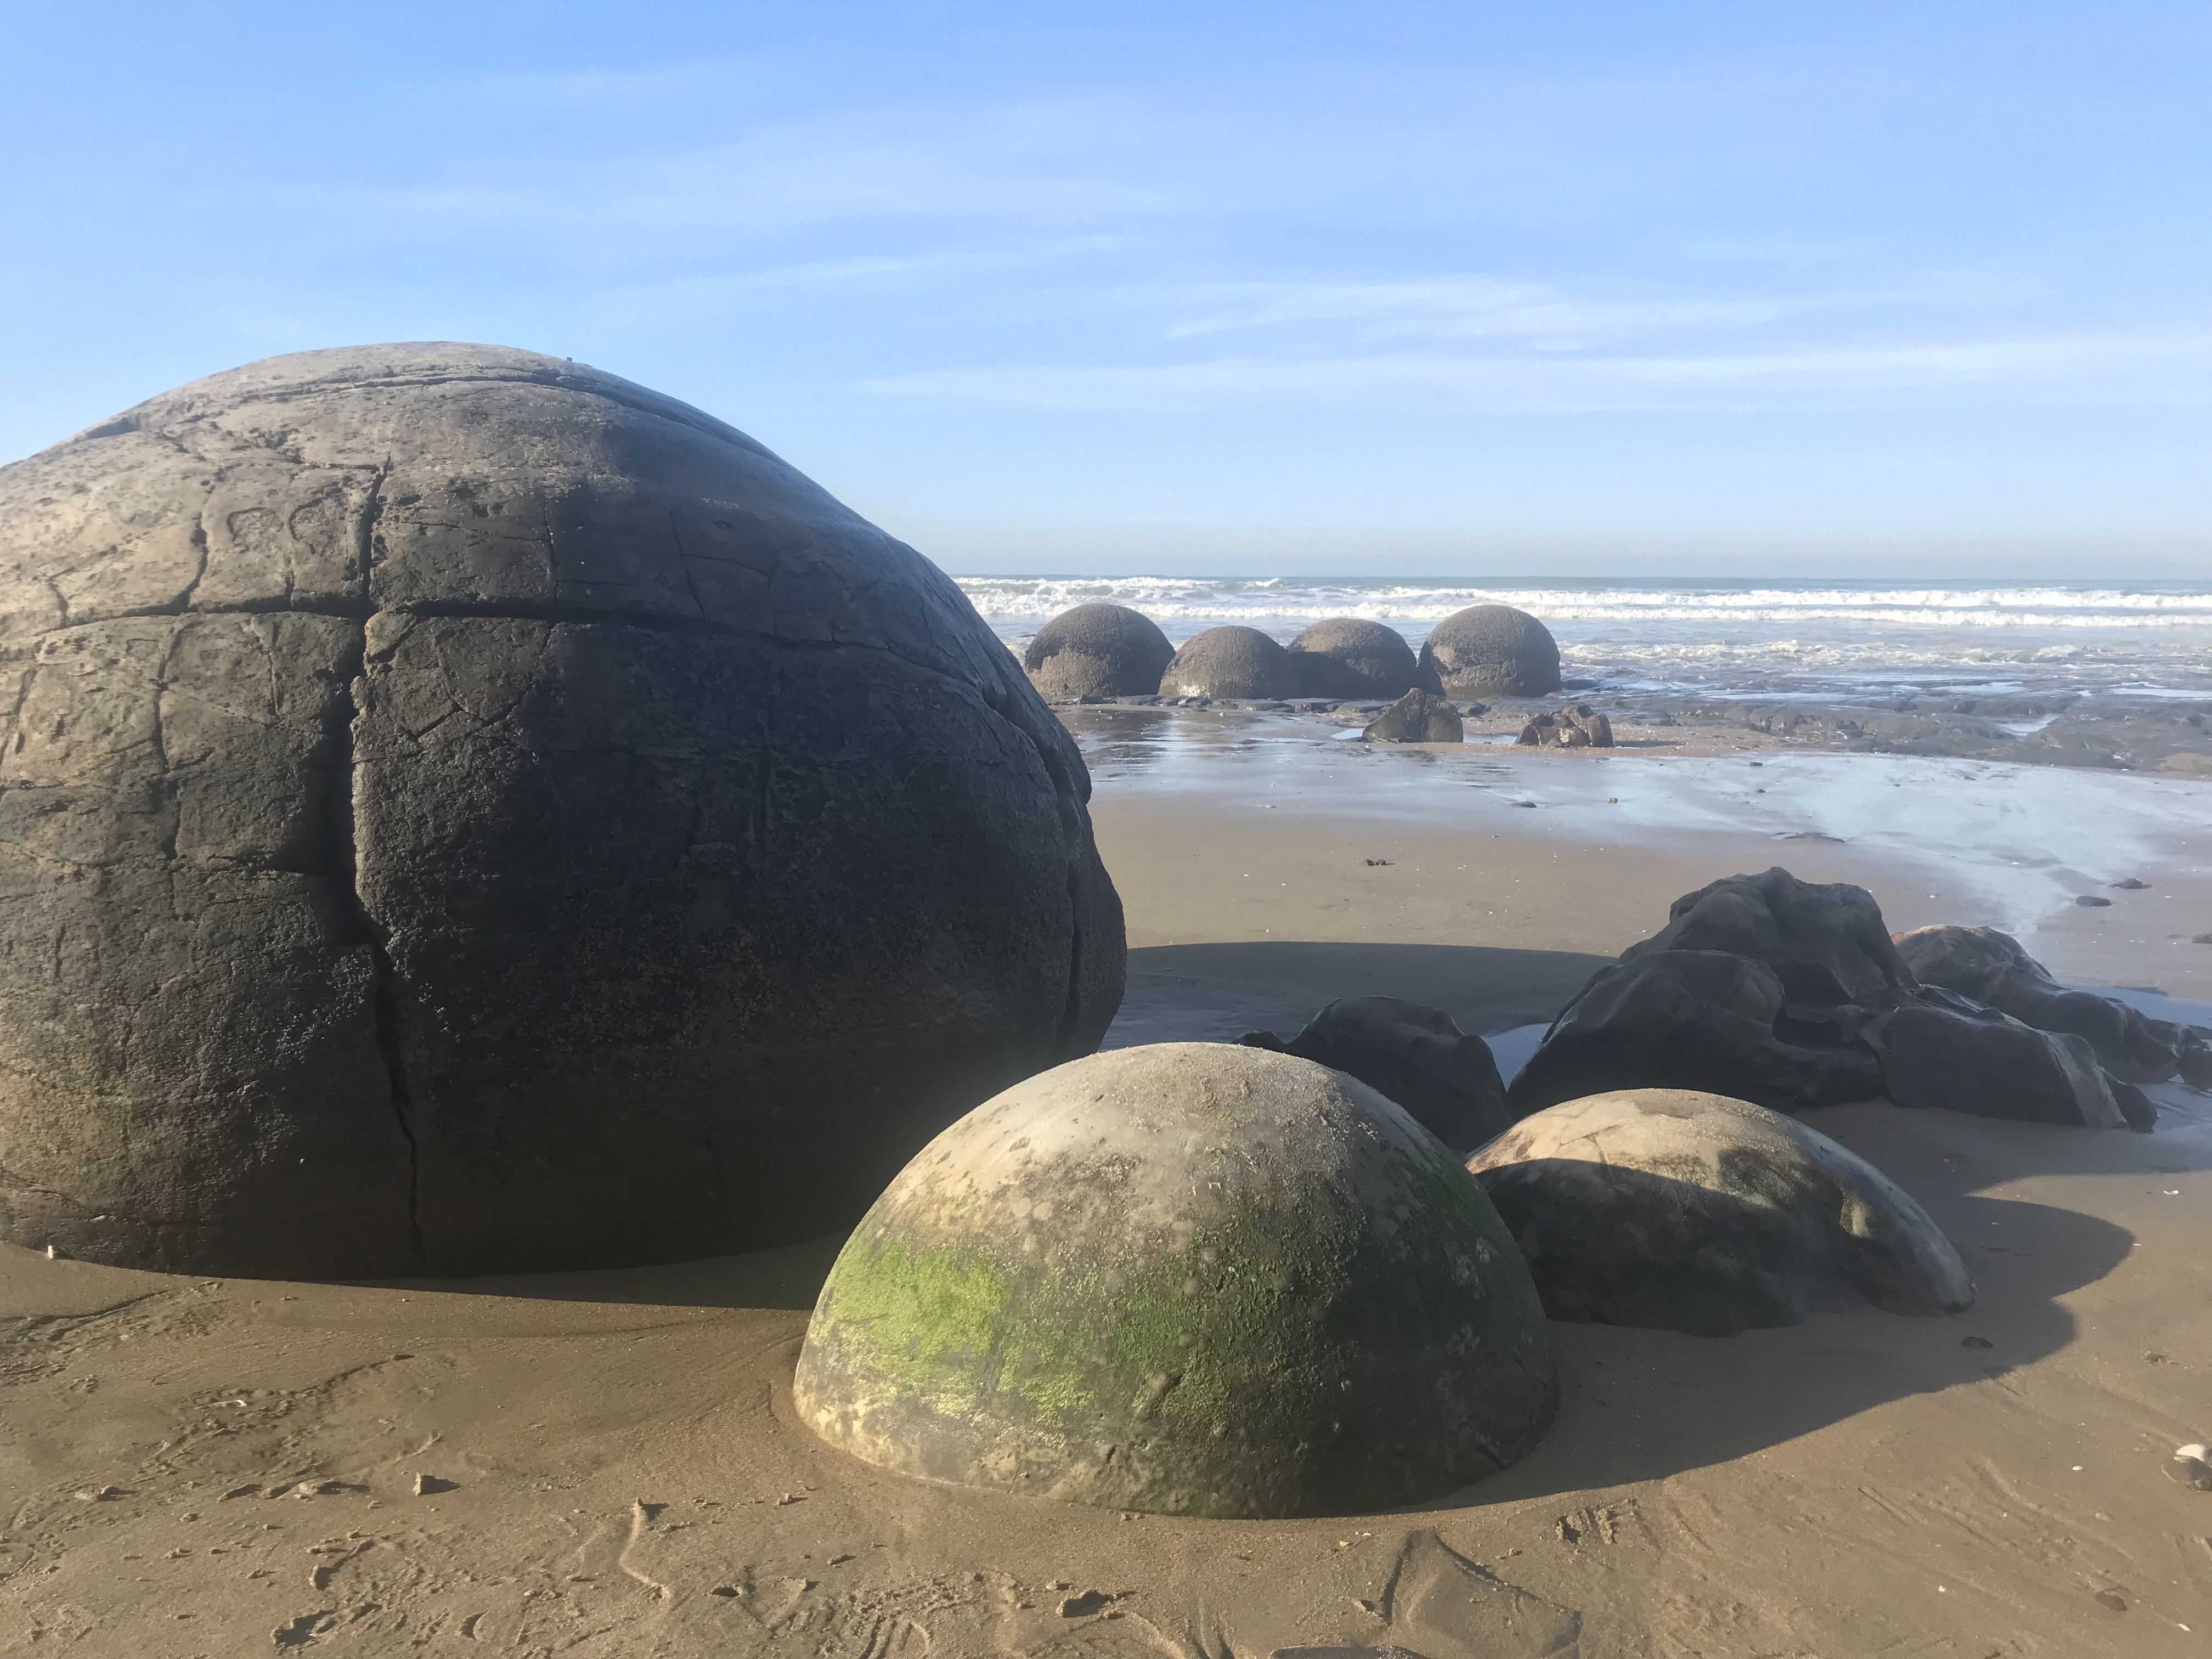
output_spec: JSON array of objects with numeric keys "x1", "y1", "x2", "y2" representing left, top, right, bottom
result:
[{"x1": 955, "y1": 577, "x2": 2212, "y2": 703}]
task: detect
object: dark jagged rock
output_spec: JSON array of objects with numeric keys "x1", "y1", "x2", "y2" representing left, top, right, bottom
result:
[
  {"x1": 1880, "y1": 992, "x2": 2138, "y2": 1129},
  {"x1": 1415, "y1": 605, "x2": 1561, "y2": 698},
  {"x1": 1469, "y1": 1087, "x2": 1974, "y2": 1336},
  {"x1": 1285, "y1": 617, "x2": 1418, "y2": 698},
  {"x1": 1510, "y1": 869, "x2": 2146, "y2": 1131},
  {"x1": 0, "y1": 343, "x2": 1125, "y2": 1278},
  {"x1": 1235, "y1": 996, "x2": 1510, "y2": 1151},
  {"x1": 1023, "y1": 602, "x2": 1175, "y2": 697},
  {"x1": 1506, "y1": 950, "x2": 1887, "y2": 1117},
  {"x1": 1156, "y1": 625, "x2": 1297, "y2": 699},
  {"x1": 793, "y1": 1043, "x2": 1556, "y2": 1518},
  {"x1": 1894, "y1": 924, "x2": 2211, "y2": 1086},
  {"x1": 1516, "y1": 704, "x2": 1614, "y2": 748},
  {"x1": 1361, "y1": 689, "x2": 1464, "y2": 744}
]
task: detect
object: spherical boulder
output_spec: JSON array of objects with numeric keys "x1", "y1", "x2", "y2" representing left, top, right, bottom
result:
[
  {"x1": 794, "y1": 1042, "x2": 1557, "y2": 1518},
  {"x1": 1417, "y1": 605, "x2": 1561, "y2": 697},
  {"x1": 1156, "y1": 625, "x2": 1296, "y2": 699},
  {"x1": 1023, "y1": 602, "x2": 1174, "y2": 698},
  {"x1": 1285, "y1": 617, "x2": 1417, "y2": 698},
  {"x1": 1468, "y1": 1088, "x2": 1974, "y2": 1336},
  {"x1": 0, "y1": 342, "x2": 1125, "y2": 1278}
]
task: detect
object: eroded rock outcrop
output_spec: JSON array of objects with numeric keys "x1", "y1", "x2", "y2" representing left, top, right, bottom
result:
[
  {"x1": 1469, "y1": 1088, "x2": 1974, "y2": 1336},
  {"x1": 1516, "y1": 704, "x2": 1613, "y2": 747},
  {"x1": 1894, "y1": 924, "x2": 2212, "y2": 1088},
  {"x1": 0, "y1": 343, "x2": 1125, "y2": 1277},
  {"x1": 1507, "y1": 869, "x2": 2147, "y2": 1131},
  {"x1": 794, "y1": 1043, "x2": 1557, "y2": 1517},
  {"x1": 1236, "y1": 996, "x2": 1510, "y2": 1151},
  {"x1": 1362, "y1": 689, "x2": 1464, "y2": 743}
]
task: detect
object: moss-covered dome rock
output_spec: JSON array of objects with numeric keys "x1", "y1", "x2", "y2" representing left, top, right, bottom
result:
[{"x1": 793, "y1": 1042, "x2": 1558, "y2": 1519}]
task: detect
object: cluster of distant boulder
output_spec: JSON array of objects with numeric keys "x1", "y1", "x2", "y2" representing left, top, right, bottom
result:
[{"x1": 1020, "y1": 600, "x2": 1564, "y2": 701}]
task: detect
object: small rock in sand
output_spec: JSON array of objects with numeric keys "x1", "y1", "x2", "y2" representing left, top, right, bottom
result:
[
  {"x1": 1362, "y1": 689, "x2": 1463, "y2": 743},
  {"x1": 1059, "y1": 1590, "x2": 1113, "y2": 1617},
  {"x1": 2075, "y1": 895, "x2": 2113, "y2": 907},
  {"x1": 2111, "y1": 878, "x2": 2151, "y2": 890},
  {"x1": 2168, "y1": 1443, "x2": 2212, "y2": 1491},
  {"x1": 413, "y1": 1474, "x2": 456, "y2": 1496}
]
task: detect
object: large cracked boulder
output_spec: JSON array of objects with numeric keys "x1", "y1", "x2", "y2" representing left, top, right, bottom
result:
[
  {"x1": 1509, "y1": 870, "x2": 2145, "y2": 1131},
  {"x1": 1468, "y1": 1088, "x2": 1974, "y2": 1336},
  {"x1": 793, "y1": 1043, "x2": 1557, "y2": 1518},
  {"x1": 1237, "y1": 996, "x2": 1510, "y2": 1152},
  {"x1": 1156, "y1": 625, "x2": 1296, "y2": 699},
  {"x1": 0, "y1": 342, "x2": 1125, "y2": 1278},
  {"x1": 1416, "y1": 605, "x2": 1561, "y2": 698},
  {"x1": 1022, "y1": 602, "x2": 1174, "y2": 698},
  {"x1": 1286, "y1": 617, "x2": 1418, "y2": 698}
]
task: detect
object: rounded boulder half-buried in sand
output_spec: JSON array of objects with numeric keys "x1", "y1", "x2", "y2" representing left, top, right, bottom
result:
[{"x1": 793, "y1": 1042, "x2": 1558, "y2": 1519}]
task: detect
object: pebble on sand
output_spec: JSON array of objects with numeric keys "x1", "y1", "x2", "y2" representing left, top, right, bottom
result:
[{"x1": 2168, "y1": 1443, "x2": 2212, "y2": 1491}]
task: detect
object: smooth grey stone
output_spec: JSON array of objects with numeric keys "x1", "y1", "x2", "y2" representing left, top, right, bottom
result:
[
  {"x1": 1362, "y1": 689, "x2": 1464, "y2": 743},
  {"x1": 1157, "y1": 626, "x2": 1296, "y2": 699},
  {"x1": 1024, "y1": 602, "x2": 1174, "y2": 698},
  {"x1": 1469, "y1": 1087, "x2": 1975, "y2": 1336},
  {"x1": 1416, "y1": 605, "x2": 1561, "y2": 697},
  {"x1": 793, "y1": 1043, "x2": 1556, "y2": 1518},
  {"x1": 1285, "y1": 617, "x2": 1418, "y2": 699},
  {"x1": 1236, "y1": 995, "x2": 1510, "y2": 1152},
  {"x1": 0, "y1": 342, "x2": 1125, "y2": 1277}
]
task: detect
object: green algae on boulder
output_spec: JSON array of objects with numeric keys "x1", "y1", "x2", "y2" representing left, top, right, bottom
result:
[{"x1": 792, "y1": 1042, "x2": 1558, "y2": 1519}]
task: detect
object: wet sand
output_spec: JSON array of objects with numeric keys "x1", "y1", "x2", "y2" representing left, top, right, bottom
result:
[{"x1": 3, "y1": 731, "x2": 2210, "y2": 1656}]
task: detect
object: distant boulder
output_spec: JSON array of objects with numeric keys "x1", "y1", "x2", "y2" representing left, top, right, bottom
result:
[
  {"x1": 1286, "y1": 618, "x2": 1418, "y2": 698},
  {"x1": 1238, "y1": 996, "x2": 1511, "y2": 1151},
  {"x1": 1362, "y1": 689, "x2": 1464, "y2": 743},
  {"x1": 1158, "y1": 625, "x2": 1296, "y2": 699},
  {"x1": 1517, "y1": 704, "x2": 1613, "y2": 748},
  {"x1": 1417, "y1": 605, "x2": 1561, "y2": 697},
  {"x1": 1024, "y1": 602, "x2": 1175, "y2": 698},
  {"x1": 1468, "y1": 1088, "x2": 1975, "y2": 1336}
]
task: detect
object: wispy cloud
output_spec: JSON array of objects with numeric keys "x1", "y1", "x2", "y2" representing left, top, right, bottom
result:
[{"x1": 863, "y1": 331, "x2": 2212, "y2": 413}]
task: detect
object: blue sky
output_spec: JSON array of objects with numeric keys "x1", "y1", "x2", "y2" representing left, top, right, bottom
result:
[{"x1": 3, "y1": 2, "x2": 2205, "y2": 575}]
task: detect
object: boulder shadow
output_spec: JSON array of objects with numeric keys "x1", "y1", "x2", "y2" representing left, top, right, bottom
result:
[
  {"x1": 368, "y1": 1232, "x2": 844, "y2": 1312},
  {"x1": 1446, "y1": 1190, "x2": 2134, "y2": 1504}
]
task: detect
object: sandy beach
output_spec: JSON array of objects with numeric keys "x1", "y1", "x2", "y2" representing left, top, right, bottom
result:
[{"x1": 3, "y1": 716, "x2": 2208, "y2": 1658}]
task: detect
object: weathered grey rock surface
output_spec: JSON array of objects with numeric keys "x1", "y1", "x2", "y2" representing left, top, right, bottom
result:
[
  {"x1": 1156, "y1": 625, "x2": 1296, "y2": 699},
  {"x1": 1023, "y1": 602, "x2": 1175, "y2": 698},
  {"x1": 1508, "y1": 869, "x2": 2144, "y2": 1130},
  {"x1": 0, "y1": 342, "x2": 1125, "y2": 1277},
  {"x1": 1468, "y1": 1088, "x2": 1974, "y2": 1336},
  {"x1": 1894, "y1": 924, "x2": 2212, "y2": 1087},
  {"x1": 1362, "y1": 688, "x2": 1464, "y2": 743},
  {"x1": 1416, "y1": 605, "x2": 1561, "y2": 697},
  {"x1": 1236, "y1": 996, "x2": 1511, "y2": 1152},
  {"x1": 1286, "y1": 617, "x2": 1418, "y2": 698},
  {"x1": 793, "y1": 1043, "x2": 1557, "y2": 1518}
]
